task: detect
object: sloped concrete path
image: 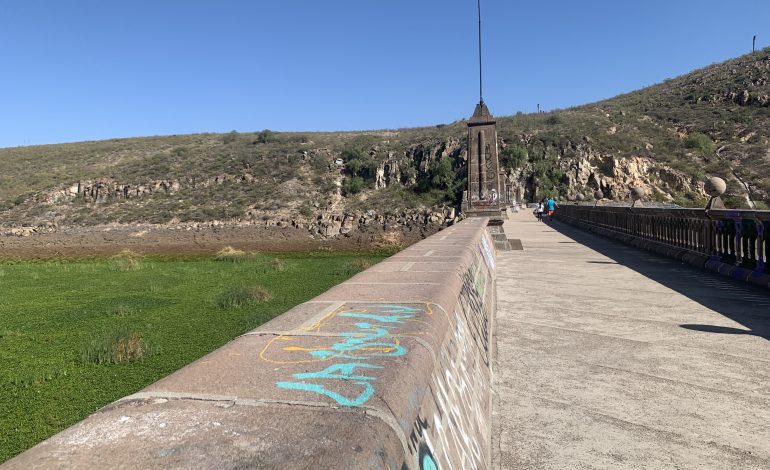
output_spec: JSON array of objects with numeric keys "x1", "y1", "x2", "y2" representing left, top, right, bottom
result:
[{"x1": 493, "y1": 211, "x2": 770, "y2": 469}]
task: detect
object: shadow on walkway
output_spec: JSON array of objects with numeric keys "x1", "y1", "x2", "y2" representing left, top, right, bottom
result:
[{"x1": 545, "y1": 220, "x2": 770, "y2": 341}]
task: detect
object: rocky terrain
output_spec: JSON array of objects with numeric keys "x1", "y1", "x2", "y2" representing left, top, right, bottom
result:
[{"x1": 1, "y1": 48, "x2": 768, "y2": 252}]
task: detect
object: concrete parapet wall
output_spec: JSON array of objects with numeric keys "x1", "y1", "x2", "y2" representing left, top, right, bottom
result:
[{"x1": 4, "y1": 219, "x2": 497, "y2": 470}]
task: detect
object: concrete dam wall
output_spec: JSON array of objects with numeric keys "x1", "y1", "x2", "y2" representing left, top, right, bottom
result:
[{"x1": 4, "y1": 218, "x2": 498, "y2": 469}]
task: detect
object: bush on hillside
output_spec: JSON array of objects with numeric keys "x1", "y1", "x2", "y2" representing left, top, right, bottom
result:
[
  {"x1": 684, "y1": 132, "x2": 715, "y2": 154},
  {"x1": 342, "y1": 176, "x2": 365, "y2": 195},
  {"x1": 257, "y1": 129, "x2": 276, "y2": 144},
  {"x1": 222, "y1": 130, "x2": 239, "y2": 144},
  {"x1": 429, "y1": 157, "x2": 455, "y2": 189},
  {"x1": 500, "y1": 143, "x2": 528, "y2": 172},
  {"x1": 531, "y1": 156, "x2": 568, "y2": 199}
]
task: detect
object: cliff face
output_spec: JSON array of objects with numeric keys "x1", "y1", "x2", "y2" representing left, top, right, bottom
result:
[
  {"x1": 373, "y1": 139, "x2": 464, "y2": 190},
  {"x1": 514, "y1": 142, "x2": 703, "y2": 203},
  {"x1": 368, "y1": 136, "x2": 703, "y2": 205},
  {"x1": 14, "y1": 142, "x2": 464, "y2": 239}
]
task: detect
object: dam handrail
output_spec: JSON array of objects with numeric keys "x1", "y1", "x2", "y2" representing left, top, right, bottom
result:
[{"x1": 556, "y1": 204, "x2": 770, "y2": 288}]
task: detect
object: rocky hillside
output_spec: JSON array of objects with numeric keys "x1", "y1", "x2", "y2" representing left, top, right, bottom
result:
[{"x1": 1, "y1": 48, "x2": 769, "y2": 236}]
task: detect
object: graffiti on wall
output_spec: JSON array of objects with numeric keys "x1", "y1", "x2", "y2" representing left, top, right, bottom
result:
[
  {"x1": 406, "y1": 248, "x2": 494, "y2": 469},
  {"x1": 261, "y1": 304, "x2": 438, "y2": 407},
  {"x1": 263, "y1": 231, "x2": 496, "y2": 467}
]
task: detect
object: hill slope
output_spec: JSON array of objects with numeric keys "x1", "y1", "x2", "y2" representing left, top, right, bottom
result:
[{"x1": 1, "y1": 48, "x2": 768, "y2": 233}]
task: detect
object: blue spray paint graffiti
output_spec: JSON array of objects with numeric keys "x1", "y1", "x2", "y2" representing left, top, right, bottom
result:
[
  {"x1": 272, "y1": 304, "x2": 423, "y2": 407},
  {"x1": 421, "y1": 452, "x2": 439, "y2": 470},
  {"x1": 277, "y1": 363, "x2": 383, "y2": 407}
]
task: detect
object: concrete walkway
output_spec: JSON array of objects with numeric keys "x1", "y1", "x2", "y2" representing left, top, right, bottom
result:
[{"x1": 493, "y1": 210, "x2": 770, "y2": 469}]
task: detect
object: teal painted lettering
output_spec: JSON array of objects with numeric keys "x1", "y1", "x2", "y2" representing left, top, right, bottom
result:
[
  {"x1": 276, "y1": 381, "x2": 375, "y2": 407},
  {"x1": 276, "y1": 363, "x2": 384, "y2": 407}
]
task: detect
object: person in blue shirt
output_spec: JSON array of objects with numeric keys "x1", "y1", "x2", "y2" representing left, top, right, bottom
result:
[{"x1": 546, "y1": 197, "x2": 558, "y2": 221}]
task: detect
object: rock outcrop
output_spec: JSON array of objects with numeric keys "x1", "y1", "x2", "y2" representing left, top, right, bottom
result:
[
  {"x1": 504, "y1": 136, "x2": 704, "y2": 203},
  {"x1": 560, "y1": 153, "x2": 702, "y2": 201}
]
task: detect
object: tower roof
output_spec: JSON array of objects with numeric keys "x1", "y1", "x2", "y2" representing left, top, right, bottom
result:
[{"x1": 469, "y1": 101, "x2": 495, "y2": 125}]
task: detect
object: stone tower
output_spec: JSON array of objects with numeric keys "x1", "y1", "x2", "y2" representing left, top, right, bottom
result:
[{"x1": 463, "y1": 101, "x2": 506, "y2": 218}]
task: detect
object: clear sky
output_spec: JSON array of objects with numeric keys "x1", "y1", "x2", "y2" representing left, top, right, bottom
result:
[{"x1": 1, "y1": 0, "x2": 768, "y2": 148}]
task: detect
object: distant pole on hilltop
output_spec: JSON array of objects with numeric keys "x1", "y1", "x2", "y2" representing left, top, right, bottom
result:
[
  {"x1": 753, "y1": 35, "x2": 757, "y2": 53},
  {"x1": 477, "y1": 0, "x2": 483, "y2": 105}
]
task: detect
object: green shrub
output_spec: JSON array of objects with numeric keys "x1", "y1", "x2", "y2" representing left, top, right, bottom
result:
[
  {"x1": 341, "y1": 136, "x2": 379, "y2": 181},
  {"x1": 215, "y1": 285, "x2": 272, "y2": 309},
  {"x1": 342, "y1": 176, "x2": 365, "y2": 196},
  {"x1": 652, "y1": 190, "x2": 669, "y2": 202},
  {"x1": 298, "y1": 204, "x2": 314, "y2": 217},
  {"x1": 270, "y1": 258, "x2": 285, "y2": 272},
  {"x1": 342, "y1": 258, "x2": 373, "y2": 274},
  {"x1": 343, "y1": 154, "x2": 377, "y2": 181},
  {"x1": 430, "y1": 157, "x2": 455, "y2": 189},
  {"x1": 109, "y1": 250, "x2": 142, "y2": 271},
  {"x1": 704, "y1": 160, "x2": 726, "y2": 175},
  {"x1": 14, "y1": 193, "x2": 32, "y2": 206},
  {"x1": 257, "y1": 129, "x2": 276, "y2": 144},
  {"x1": 214, "y1": 246, "x2": 256, "y2": 262},
  {"x1": 222, "y1": 131, "x2": 239, "y2": 144},
  {"x1": 312, "y1": 155, "x2": 330, "y2": 174},
  {"x1": 81, "y1": 327, "x2": 155, "y2": 365},
  {"x1": 723, "y1": 194, "x2": 749, "y2": 209},
  {"x1": 685, "y1": 191, "x2": 707, "y2": 207},
  {"x1": 684, "y1": 132, "x2": 715, "y2": 154},
  {"x1": 500, "y1": 143, "x2": 528, "y2": 171},
  {"x1": 400, "y1": 160, "x2": 417, "y2": 185},
  {"x1": 530, "y1": 156, "x2": 568, "y2": 198},
  {"x1": 171, "y1": 146, "x2": 190, "y2": 156}
]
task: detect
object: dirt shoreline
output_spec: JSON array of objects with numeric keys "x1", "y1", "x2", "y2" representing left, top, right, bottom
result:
[{"x1": 0, "y1": 224, "x2": 437, "y2": 258}]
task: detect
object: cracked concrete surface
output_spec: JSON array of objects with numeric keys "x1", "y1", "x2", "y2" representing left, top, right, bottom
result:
[{"x1": 493, "y1": 210, "x2": 770, "y2": 469}]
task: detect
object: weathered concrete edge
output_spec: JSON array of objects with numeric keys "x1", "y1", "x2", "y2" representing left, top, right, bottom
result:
[
  {"x1": 3, "y1": 218, "x2": 497, "y2": 469},
  {"x1": 559, "y1": 216, "x2": 770, "y2": 291}
]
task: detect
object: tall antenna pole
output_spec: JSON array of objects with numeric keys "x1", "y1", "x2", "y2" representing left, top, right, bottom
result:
[{"x1": 477, "y1": 0, "x2": 483, "y2": 104}]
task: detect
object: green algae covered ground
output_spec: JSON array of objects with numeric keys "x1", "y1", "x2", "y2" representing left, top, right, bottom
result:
[{"x1": 0, "y1": 251, "x2": 385, "y2": 463}]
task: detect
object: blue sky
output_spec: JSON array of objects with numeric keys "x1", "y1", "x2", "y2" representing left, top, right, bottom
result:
[{"x1": 1, "y1": 0, "x2": 768, "y2": 148}]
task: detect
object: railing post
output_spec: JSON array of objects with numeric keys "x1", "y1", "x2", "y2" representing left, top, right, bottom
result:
[
  {"x1": 734, "y1": 216, "x2": 742, "y2": 266},
  {"x1": 760, "y1": 220, "x2": 768, "y2": 275},
  {"x1": 745, "y1": 218, "x2": 757, "y2": 270}
]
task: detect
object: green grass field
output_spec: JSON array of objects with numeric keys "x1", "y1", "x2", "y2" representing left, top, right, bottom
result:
[{"x1": 0, "y1": 250, "x2": 385, "y2": 463}]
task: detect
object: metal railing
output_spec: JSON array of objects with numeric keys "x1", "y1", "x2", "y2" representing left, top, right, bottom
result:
[{"x1": 556, "y1": 205, "x2": 770, "y2": 276}]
